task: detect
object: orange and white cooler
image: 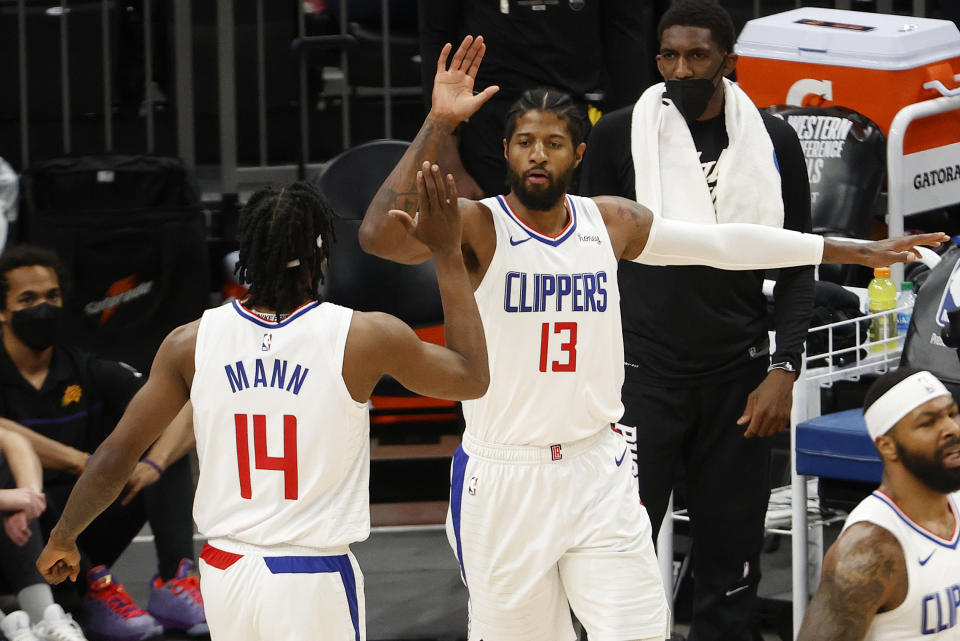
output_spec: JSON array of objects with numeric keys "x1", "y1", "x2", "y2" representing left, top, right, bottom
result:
[{"x1": 735, "y1": 8, "x2": 960, "y2": 156}]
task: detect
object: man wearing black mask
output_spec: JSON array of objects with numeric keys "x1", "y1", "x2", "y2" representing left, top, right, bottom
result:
[
  {"x1": 579, "y1": 1, "x2": 813, "y2": 639},
  {"x1": 0, "y1": 245, "x2": 205, "y2": 641}
]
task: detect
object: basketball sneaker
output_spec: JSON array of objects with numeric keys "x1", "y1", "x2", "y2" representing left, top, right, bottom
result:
[
  {"x1": 82, "y1": 567, "x2": 162, "y2": 641},
  {"x1": 0, "y1": 610, "x2": 41, "y2": 641},
  {"x1": 147, "y1": 558, "x2": 207, "y2": 635},
  {"x1": 31, "y1": 604, "x2": 88, "y2": 641}
]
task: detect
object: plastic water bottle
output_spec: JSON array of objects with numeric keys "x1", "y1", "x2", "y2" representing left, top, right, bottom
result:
[
  {"x1": 868, "y1": 267, "x2": 897, "y2": 352},
  {"x1": 896, "y1": 281, "x2": 916, "y2": 346}
]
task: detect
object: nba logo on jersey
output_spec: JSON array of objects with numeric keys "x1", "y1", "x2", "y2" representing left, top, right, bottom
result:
[
  {"x1": 935, "y1": 260, "x2": 960, "y2": 327},
  {"x1": 261, "y1": 333, "x2": 272, "y2": 351},
  {"x1": 550, "y1": 444, "x2": 562, "y2": 461},
  {"x1": 468, "y1": 475, "x2": 479, "y2": 496}
]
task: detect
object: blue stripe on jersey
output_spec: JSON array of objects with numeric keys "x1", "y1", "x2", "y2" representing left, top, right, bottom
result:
[
  {"x1": 232, "y1": 299, "x2": 321, "y2": 329},
  {"x1": 263, "y1": 554, "x2": 360, "y2": 641},
  {"x1": 450, "y1": 446, "x2": 470, "y2": 585},
  {"x1": 495, "y1": 195, "x2": 578, "y2": 247},
  {"x1": 872, "y1": 491, "x2": 960, "y2": 549}
]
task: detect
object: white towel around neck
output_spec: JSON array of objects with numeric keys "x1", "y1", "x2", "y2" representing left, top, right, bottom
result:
[{"x1": 630, "y1": 78, "x2": 784, "y2": 228}]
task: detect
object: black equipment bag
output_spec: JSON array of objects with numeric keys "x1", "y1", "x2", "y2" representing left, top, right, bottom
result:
[
  {"x1": 901, "y1": 244, "x2": 960, "y2": 401},
  {"x1": 19, "y1": 155, "x2": 209, "y2": 372}
]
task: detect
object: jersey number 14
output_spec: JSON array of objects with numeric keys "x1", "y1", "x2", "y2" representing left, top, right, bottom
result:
[{"x1": 234, "y1": 413, "x2": 298, "y2": 500}]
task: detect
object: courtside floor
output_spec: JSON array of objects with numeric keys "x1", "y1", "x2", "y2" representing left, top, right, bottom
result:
[{"x1": 114, "y1": 524, "x2": 793, "y2": 641}]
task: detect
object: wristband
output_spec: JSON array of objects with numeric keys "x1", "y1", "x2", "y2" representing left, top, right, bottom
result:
[{"x1": 141, "y1": 457, "x2": 164, "y2": 476}]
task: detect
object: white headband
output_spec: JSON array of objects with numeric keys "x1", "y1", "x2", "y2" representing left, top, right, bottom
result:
[{"x1": 864, "y1": 371, "x2": 951, "y2": 439}]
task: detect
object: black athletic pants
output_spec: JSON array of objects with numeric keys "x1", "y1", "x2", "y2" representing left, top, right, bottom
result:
[
  {"x1": 621, "y1": 363, "x2": 771, "y2": 641},
  {"x1": 45, "y1": 455, "x2": 195, "y2": 583}
]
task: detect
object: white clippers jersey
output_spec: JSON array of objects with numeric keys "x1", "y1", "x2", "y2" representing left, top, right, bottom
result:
[
  {"x1": 462, "y1": 195, "x2": 624, "y2": 446},
  {"x1": 191, "y1": 300, "x2": 370, "y2": 549},
  {"x1": 842, "y1": 490, "x2": 960, "y2": 640}
]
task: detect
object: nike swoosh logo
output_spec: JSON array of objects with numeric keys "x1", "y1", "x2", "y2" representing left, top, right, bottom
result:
[
  {"x1": 615, "y1": 447, "x2": 627, "y2": 467},
  {"x1": 509, "y1": 236, "x2": 532, "y2": 246},
  {"x1": 919, "y1": 550, "x2": 935, "y2": 566},
  {"x1": 725, "y1": 584, "x2": 750, "y2": 597}
]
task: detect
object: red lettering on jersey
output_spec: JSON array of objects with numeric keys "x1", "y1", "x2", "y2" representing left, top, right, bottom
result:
[
  {"x1": 234, "y1": 413, "x2": 299, "y2": 500},
  {"x1": 235, "y1": 414, "x2": 252, "y2": 499},
  {"x1": 253, "y1": 414, "x2": 299, "y2": 500}
]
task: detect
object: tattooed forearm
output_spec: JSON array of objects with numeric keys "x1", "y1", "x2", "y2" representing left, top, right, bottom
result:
[
  {"x1": 360, "y1": 117, "x2": 460, "y2": 260},
  {"x1": 797, "y1": 524, "x2": 905, "y2": 641}
]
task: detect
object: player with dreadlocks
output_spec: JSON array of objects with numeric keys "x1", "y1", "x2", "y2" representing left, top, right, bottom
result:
[
  {"x1": 234, "y1": 182, "x2": 337, "y2": 319},
  {"x1": 360, "y1": 35, "x2": 947, "y2": 641},
  {"x1": 36, "y1": 174, "x2": 489, "y2": 641}
]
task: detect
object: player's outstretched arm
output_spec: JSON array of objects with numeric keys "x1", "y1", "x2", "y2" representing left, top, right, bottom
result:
[
  {"x1": 345, "y1": 164, "x2": 489, "y2": 402},
  {"x1": 797, "y1": 522, "x2": 907, "y2": 641},
  {"x1": 596, "y1": 196, "x2": 948, "y2": 268},
  {"x1": 36, "y1": 323, "x2": 197, "y2": 585},
  {"x1": 359, "y1": 35, "x2": 498, "y2": 264}
]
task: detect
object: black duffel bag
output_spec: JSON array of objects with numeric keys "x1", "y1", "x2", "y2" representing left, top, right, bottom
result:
[
  {"x1": 901, "y1": 244, "x2": 960, "y2": 402},
  {"x1": 18, "y1": 155, "x2": 210, "y2": 372}
]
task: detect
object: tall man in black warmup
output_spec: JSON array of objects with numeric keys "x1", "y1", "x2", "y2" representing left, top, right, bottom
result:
[{"x1": 579, "y1": 2, "x2": 813, "y2": 639}]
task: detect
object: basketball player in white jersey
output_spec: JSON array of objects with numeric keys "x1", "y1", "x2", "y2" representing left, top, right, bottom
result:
[
  {"x1": 798, "y1": 368, "x2": 960, "y2": 641},
  {"x1": 359, "y1": 35, "x2": 948, "y2": 641},
  {"x1": 33, "y1": 174, "x2": 489, "y2": 641}
]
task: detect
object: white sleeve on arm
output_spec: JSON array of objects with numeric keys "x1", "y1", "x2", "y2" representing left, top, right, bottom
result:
[{"x1": 634, "y1": 216, "x2": 824, "y2": 270}]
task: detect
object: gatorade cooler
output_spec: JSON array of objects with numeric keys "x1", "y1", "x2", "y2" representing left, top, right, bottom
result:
[{"x1": 735, "y1": 8, "x2": 960, "y2": 155}]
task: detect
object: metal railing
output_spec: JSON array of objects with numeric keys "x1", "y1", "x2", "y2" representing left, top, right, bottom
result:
[{"x1": 4, "y1": 0, "x2": 937, "y2": 197}]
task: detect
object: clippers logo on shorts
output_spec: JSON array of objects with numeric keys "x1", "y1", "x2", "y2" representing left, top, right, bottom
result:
[
  {"x1": 935, "y1": 260, "x2": 960, "y2": 328},
  {"x1": 468, "y1": 475, "x2": 479, "y2": 496},
  {"x1": 84, "y1": 275, "x2": 155, "y2": 325},
  {"x1": 550, "y1": 444, "x2": 562, "y2": 461},
  {"x1": 261, "y1": 333, "x2": 272, "y2": 352}
]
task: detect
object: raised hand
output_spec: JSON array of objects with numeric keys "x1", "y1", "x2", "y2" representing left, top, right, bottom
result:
[
  {"x1": 823, "y1": 232, "x2": 951, "y2": 267},
  {"x1": 387, "y1": 162, "x2": 462, "y2": 255},
  {"x1": 430, "y1": 36, "x2": 500, "y2": 126}
]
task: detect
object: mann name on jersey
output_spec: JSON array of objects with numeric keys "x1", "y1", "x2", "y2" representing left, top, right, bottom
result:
[{"x1": 223, "y1": 358, "x2": 310, "y2": 395}]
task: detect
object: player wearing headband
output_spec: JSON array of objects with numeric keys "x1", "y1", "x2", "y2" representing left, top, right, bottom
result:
[{"x1": 798, "y1": 367, "x2": 960, "y2": 641}]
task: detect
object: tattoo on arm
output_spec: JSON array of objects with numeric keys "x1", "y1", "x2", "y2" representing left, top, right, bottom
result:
[
  {"x1": 798, "y1": 526, "x2": 903, "y2": 641},
  {"x1": 374, "y1": 118, "x2": 457, "y2": 213}
]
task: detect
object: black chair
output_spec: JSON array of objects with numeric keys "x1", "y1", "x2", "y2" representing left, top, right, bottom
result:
[
  {"x1": 315, "y1": 139, "x2": 459, "y2": 427},
  {"x1": 765, "y1": 105, "x2": 886, "y2": 287}
]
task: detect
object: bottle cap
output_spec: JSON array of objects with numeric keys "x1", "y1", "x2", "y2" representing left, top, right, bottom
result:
[
  {"x1": 874, "y1": 267, "x2": 891, "y2": 277},
  {"x1": 901, "y1": 281, "x2": 914, "y2": 291}
]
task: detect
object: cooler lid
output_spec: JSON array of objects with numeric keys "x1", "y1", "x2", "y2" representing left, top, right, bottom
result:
[{"x1": 735, "y1": 8, "x2": 960, "y2": 70}]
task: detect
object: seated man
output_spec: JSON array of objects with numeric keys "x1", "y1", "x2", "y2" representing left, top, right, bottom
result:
[
  {"x1": 0, "y1": 425, "x2": 87, "y2": 641},
  {"x1": 798, "y1": 367, "x2": 960, "y2": 640},
  {"x1": 0, "y1": 245, "x2": 204, "y2": 641}
]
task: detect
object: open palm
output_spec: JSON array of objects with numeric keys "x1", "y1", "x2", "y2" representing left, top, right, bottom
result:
[{"x1": 431, "y1": 36, "x2": 500, "y2": 124}]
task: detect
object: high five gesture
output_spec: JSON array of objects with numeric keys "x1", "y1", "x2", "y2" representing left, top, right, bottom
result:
[{"x1": 430, "y1": 36, "x2": 500, "y2": 128}]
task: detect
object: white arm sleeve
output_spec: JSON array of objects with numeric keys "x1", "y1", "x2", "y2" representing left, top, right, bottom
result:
[{"x1": 634, "y1": 216, "x2": 824, "y2": 270}]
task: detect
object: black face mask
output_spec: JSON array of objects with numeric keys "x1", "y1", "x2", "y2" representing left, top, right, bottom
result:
[
  {"x1": 9, "y1": 303, "x2": 64, "y2": 351},
  {"x1": 663, "y1": 57, "x2": 727, "y2": 123}
]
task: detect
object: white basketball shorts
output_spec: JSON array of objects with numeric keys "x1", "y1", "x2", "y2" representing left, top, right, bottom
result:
[
  {"x1": 447, "y1": 426, "x2": 670, "y2": 641},
  {"x1": 198, "y1": 539, "x2": 366, "y2": 641}
]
